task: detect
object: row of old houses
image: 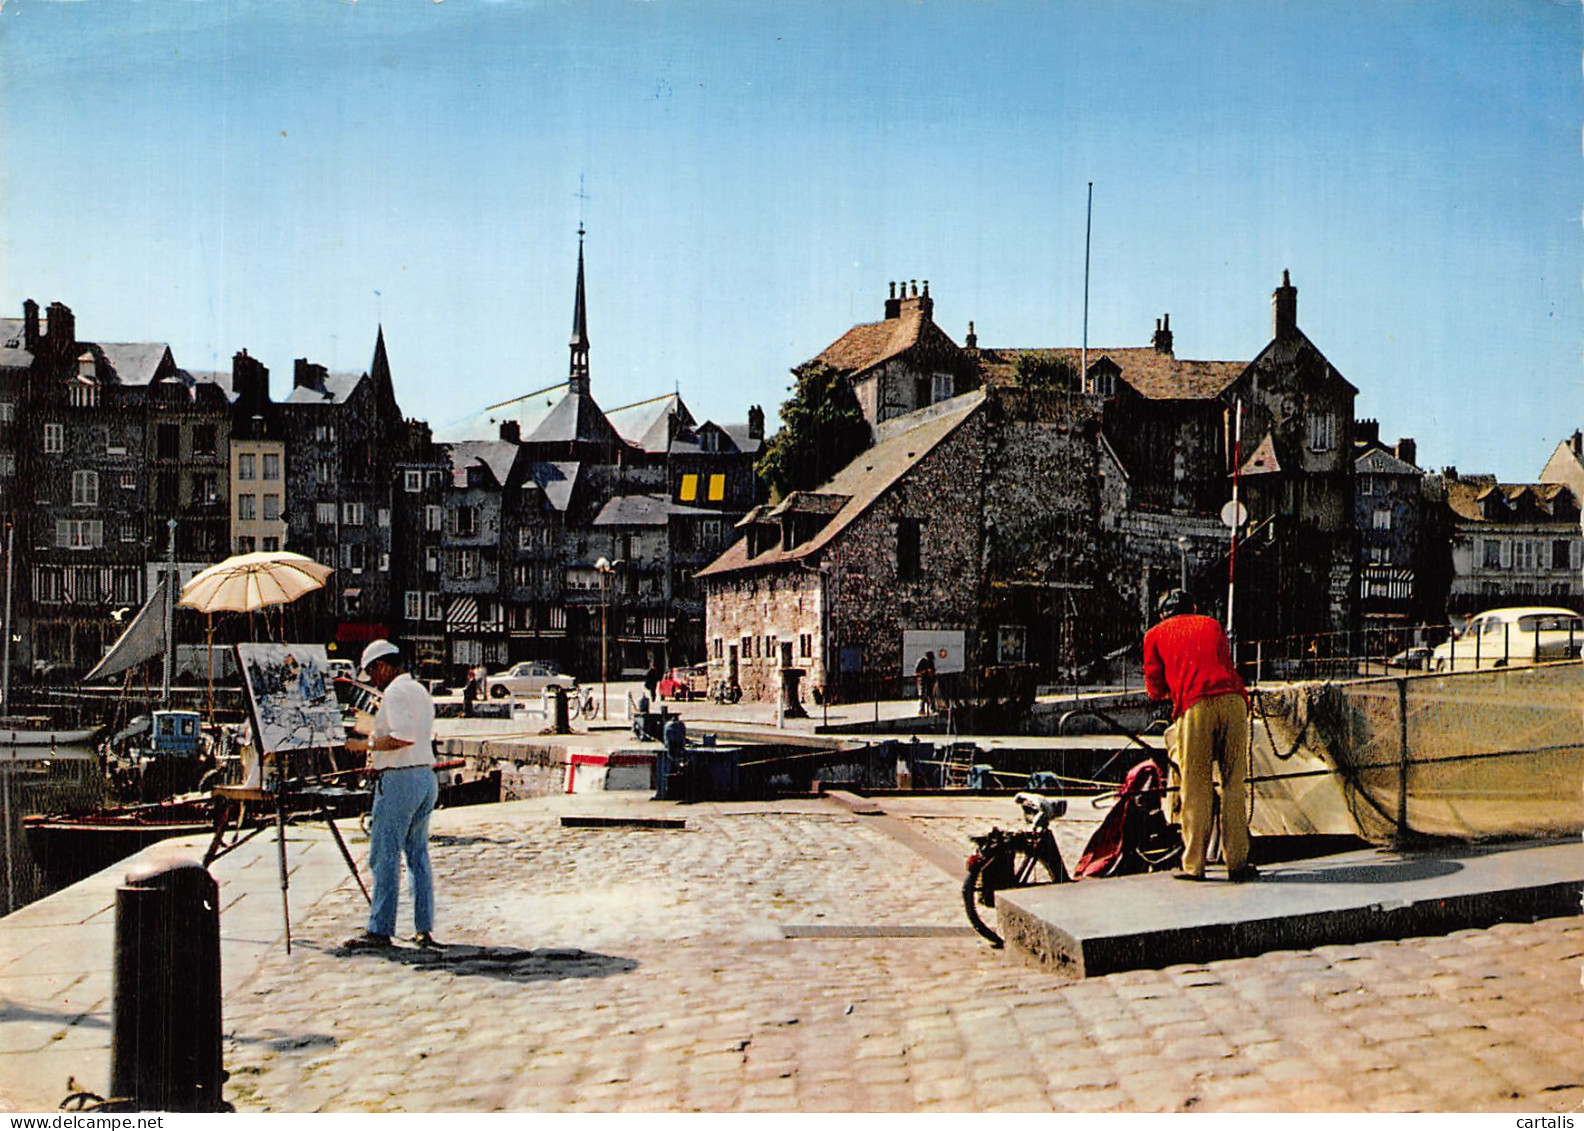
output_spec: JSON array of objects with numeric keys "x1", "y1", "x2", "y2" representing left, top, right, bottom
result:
[
  {"x1": 0, "y1": 235, "x2": 762, "y2": 684},
  {"x1": 2, "y1": 259, "x2": 1578, "y2": 697},
  {"x1": 699, "y1": 274, "x2": 1584, "y2": 702}
]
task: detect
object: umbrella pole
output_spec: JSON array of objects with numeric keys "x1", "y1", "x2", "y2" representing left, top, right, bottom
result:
[{"x1": 205, "y1": 613, "x2": 214, "y2": 723}]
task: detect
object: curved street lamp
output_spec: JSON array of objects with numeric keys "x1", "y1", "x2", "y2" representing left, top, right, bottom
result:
[{"x1": 594, "y1": 557, "x2": 622, "y2": 720}]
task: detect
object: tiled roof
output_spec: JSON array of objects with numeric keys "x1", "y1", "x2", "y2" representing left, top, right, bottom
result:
[
  {"x1": 1446, "y1": 478, "x2": 1578, "y2": 522},
  {"x1": 813, "y1": 309, "x2": 929, "y2": 376},
  {"x1": 698, "y1": 390, "x2": 986, "y2": 578},
  {"x1": 976, "y1": 346, "x2": 1243, "y2": 400}
]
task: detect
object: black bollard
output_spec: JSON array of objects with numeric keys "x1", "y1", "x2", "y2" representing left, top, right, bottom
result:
[
  {"x1": 550, "y1": 686, "x2": 570, "y2": 733},
  {"x1": 110, "y1": 858, "x2": 224, "y2": 1112}
]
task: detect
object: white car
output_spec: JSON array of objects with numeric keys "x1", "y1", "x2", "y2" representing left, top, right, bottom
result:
[
  {"x1": 1430, "y1": 607, "x2": 1584, "y2": 672},
  {"x1": 485, "y1": 661, "x2": 579, "y2": 699}
]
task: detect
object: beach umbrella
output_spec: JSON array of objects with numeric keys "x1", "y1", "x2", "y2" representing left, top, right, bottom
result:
[{"x1": 179, "y1": 551, "x2": 334, "y2": 614}]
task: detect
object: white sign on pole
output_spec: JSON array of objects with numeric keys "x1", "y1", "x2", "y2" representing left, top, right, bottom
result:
[{"x1": 900, "y1": 630, "x2": 966, "y2": 675}]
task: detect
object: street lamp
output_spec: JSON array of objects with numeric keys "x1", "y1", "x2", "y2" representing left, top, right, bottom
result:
[
  {"x1": 594, "y1": 557, "x2": 622, "y2": 720},
  {"x1": 1176, "y1": 535, "x2": 1190, "y2": 592}
]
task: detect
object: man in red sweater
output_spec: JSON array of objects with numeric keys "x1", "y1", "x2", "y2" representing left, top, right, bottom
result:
[{"x1": 1143, "y1": 590, "x2": 1257, "y2": 882}]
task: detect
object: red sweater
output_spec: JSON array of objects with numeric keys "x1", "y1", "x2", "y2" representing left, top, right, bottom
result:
[{"x1": 1142, "y1": 613, "x2": 1248, "y2": 719}]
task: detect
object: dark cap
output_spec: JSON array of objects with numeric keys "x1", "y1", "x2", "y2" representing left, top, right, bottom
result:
[{"x1": 1157, "y1": 589, "x2": 1195, "y2": 619}]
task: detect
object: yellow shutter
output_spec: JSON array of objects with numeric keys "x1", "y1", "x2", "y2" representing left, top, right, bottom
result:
[
  {"x1": 708, "y1": 474, "x2": 725, "y2": 501},
  {"x1": 680, "y1": 474, "x2": 698, "y2": 501}
]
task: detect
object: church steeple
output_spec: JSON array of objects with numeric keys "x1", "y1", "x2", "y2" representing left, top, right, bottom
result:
[{"x1": 568, "y1": 226, "x2": 590, "y2": 395}]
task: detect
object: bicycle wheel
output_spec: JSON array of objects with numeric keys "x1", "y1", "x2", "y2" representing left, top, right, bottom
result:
[
  {"x1": 961, "y1": 841, "x2": 1063, "y2": 947},
  {"x1": 566, "y1": 693, "x2": 581, "y2": 720}
]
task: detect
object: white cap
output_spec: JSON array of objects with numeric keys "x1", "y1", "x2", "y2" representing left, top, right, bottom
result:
[{"x1": 359, "y1": 639, "x2": 400, "y2": 674}]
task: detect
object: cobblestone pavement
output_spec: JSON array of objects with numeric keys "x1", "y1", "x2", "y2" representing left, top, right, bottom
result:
[{"x1": 220, "y1": 794, "x2": 1584, "y2": 1113}]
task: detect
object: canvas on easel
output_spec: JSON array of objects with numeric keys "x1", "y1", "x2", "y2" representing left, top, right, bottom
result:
[{"x1": 236, "y1": 643, "x2": 343, "y2": 755}]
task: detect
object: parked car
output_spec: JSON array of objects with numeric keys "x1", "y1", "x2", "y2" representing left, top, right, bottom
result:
[
  {"x1": 656, "y1": 663, "x2": 710, "y2": 701},
  {"x1": 1385, "y1": 646, "x2": 1433, "y2": 671},
  {"x1": 485, "y1": 661, "x2": 579, "y2": 699},
  {"x1": 1429, "y1": 607, "x2": 1584, "y2": 672}
]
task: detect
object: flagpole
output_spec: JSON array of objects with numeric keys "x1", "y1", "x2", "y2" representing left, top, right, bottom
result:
[{"x1": 1081, "y1": 182, "x2": 1093, "y2": 391}]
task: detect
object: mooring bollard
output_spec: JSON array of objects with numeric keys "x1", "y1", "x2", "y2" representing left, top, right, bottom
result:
[
  {"x1": 549, "y1": 686, "x2": 570, "y2": 733},
  {"x1": 110, "y1": 857, "x2": 225, "y2": 1111}
]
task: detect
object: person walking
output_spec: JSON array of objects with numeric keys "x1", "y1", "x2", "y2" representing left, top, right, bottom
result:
[
  {"x1": 643, "y1": 662, "x2": 662, "y2": 702},
  {"x1": 914, "y1": 651, "x2": 937, "y2": 715},
  {"x1": 343, "y1": 640, "x2": 441, "y2": 949},
  {"x1": 1142, "y1": 590, "x2": 1257, "y2": 882}
]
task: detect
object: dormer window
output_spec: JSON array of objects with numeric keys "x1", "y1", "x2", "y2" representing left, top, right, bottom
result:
[
  {"x1": 700, "y1": 429, "x2": 720, "y2": 453},
  {"x1": 77, "y1": 352, "x2": 95, "y2": 382}
]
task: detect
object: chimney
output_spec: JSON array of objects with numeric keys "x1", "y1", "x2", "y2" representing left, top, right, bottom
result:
[
  {"x1": 45, "y1": 302, "x2": 76, "y2": 362},
  {"x1": 748, "y1": 404, "x2": 765, "y2": 441},
  {"x1": 884, "y1": 281, "x2": 902, "y2": 320},
  {"x1": 918, "y1": 279, "x2": 933, "y2": 318},
  {"x1": 1443, "y1": 466, "x2": 1458, "y2": 482},
  {"x1": 1396, "y1": 437, "x2": 1417, "y2": 467},
  {"x1": 232, "y1": 349, "x2": 270, "y2": 411},
  {"x1": 1356, "y1": 417, "x2": 1380, "y2": 447},
  {"x1": 1272, "y1": 269, "x2": 1297, "y2": 340},
  {"x1": 293, "y1": 358, "x2": 327, "y2": 392},
  {"x1": 22, "y1": 300, "x2": 39, "y2": 351},
  {"x1": 499, "y1": 420, "x2": 521, "y2": 443},
  {"x1": 1151, "y1": 313, "x2": 1173, "y2": 354},
  {"x1": 965, "y1": 320, "x2": 977, "y2": 350},
  {"x1": 1571, "y1": 429, "x2": 1582, "y2": 457}
]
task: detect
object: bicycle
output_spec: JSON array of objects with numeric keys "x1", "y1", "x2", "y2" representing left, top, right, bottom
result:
[
  {"x1": 565, "y1": 686, "x2": 598, "y2": 720},
  {"x1": 962, "y1": 792, "x2": 1069, "y2": 947}
]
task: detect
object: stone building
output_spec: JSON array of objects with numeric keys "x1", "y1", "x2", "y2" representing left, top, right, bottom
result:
[
  {"x1": 1440, "y1": 471, "x2": 1582, "y2": 615},
  {"x1": 227, "y1": 351, "x2": 289, "y2": 557},
  {"x1": 1352, "y1": 420, "x2": 1446, "y2": 637}
]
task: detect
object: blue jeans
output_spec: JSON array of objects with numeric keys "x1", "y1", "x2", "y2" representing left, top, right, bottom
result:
[{"x1": 367, "y1": 766, "x2": 438, "y2": 937}]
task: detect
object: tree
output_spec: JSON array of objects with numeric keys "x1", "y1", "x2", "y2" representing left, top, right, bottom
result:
[
  {"x1": 755, "y1": 362, "x2": 871, "y2": 501},
  {"x1": 1012, "y1": 353, "x2": 1079, "y2": 394}
]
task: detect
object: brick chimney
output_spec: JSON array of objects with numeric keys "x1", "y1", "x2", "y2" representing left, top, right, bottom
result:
[
  {"x1": 965, "y1": 320, "x2": 977, "y2": 350},
  {"x1": 499, "y1": 420, "x2": 521, "y2": 443},
  {"x1": 747, "y1": 404, "x2": 765, "y2": 441},
  {"x1": 22, "y1": 300, "x2": 39, "y2": 351},
  {"x1": 45, "y1": 302, "x2": 76, "y2": 363},
  {"x1": 1395, "y1": 437, "x2": 1417, "y2": 467},
  {"x1": 1571, "y1": 429, "x2": 1582, "y2": 457},
  {"x1": 884, "y1": 281, "x2": 902, "y2": 320},
  {"x1": 1272, "y1": 270, "x2": 1297, "y2": 340},
  {"x1": 1151, "y1": 313, "x2": 1173, "y2": 354},
  {"x1": 1356, "y1": 418, "x2": 1380, "y2": 447},
  {"x1": 232, "y1": 349, "x2": 270, "y2": 411}
]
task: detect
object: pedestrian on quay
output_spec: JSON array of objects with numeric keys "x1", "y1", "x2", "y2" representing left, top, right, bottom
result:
[
  {"x1": 343, "y1": 639, "x2": 442, "y2": 950},
  {"x1": 461, "y1": 664, "x2": 478, "y2": 717},
  {"x1": 914, "y1": 651, "x2": 937, "y2": 715},
  {"x1": 643, "y1": 662, "x2": 661, "y2": 701},
  {"x1": 1142, "y1": 589, "x2": 1257, "y2": 883}
]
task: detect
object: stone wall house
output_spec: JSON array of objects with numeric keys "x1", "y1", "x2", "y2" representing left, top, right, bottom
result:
[
  {"x1": 227, "y1": 350, "x2": 288, "y2": 557},
  {"x1": 438, "y1": 438, "x2": 515, "y2": 672},
  {"x1": 391, "y1": 420, "x2": 450, "y2": 675},
  {"x1": 1539, "y1": 431, "x2": 1584, "y2": 602},
  {"x1": 1353, "y1": 421, "x2": 1446, "y2": 637},
  {"x1": 1440, "y1": 472, "x2": 1582, "y2": 615}
]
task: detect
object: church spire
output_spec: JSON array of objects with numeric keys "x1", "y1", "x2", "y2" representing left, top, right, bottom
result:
[{"x1": 568, "y1": 225, "x2": 590, "y2": 395}]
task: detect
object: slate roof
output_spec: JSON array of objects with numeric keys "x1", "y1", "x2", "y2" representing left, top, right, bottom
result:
[
  {"x1": 1356, "y1": 447, "x2": 1420, "y2": 476},
  {"x1": 607, "y1": 394, "x2": 690, "y2": 453},
  {"x1": 95, "y1": 343, "x2": 176, "y2": 387},
  {"x1": 524, "y1": 389, "x2": 625, "y2": 448},
  {"x1": 720, "y1": 423, "x2": 764, "y2": 455},
  {"x1": 976, "y1": 346, "x2": 1244, "y2": 401},
  {"x1": 526, "y1": 461, "x2": 579, "y2": 513},
  {"x1": 592, "y1": 494, "x2": 720, "y2": 527},
  {"x1": 0, "y1": 320, "x2": 31, "y2": 369},
  {"x1": 447, "y1": 440, "x2": 518, "y2": 487},
  {"x1": 698, "y1": 390, "x2": 986, "y2": 578},
  {"x1": 285, "y1": 372, "x2": 364, "y2": 405}
]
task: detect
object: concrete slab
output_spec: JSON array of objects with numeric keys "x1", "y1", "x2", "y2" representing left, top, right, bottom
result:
[{"x1": 998, "y1": 838, "x2": 1584, "y2": 978}]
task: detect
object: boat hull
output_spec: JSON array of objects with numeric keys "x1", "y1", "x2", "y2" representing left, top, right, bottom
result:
[{"x1": 1251, "y1": 660, "x2": 1584, "y2": 844}]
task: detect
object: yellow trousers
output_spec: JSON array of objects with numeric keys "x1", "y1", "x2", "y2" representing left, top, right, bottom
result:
[{"x1": 1174, "y1": 692, "x2": 1251, "y2": 876}]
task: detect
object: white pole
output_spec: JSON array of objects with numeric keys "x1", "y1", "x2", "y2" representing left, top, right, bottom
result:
[{"x1": 1081, "y1": 182, "x2": 1093, "y2": 391}]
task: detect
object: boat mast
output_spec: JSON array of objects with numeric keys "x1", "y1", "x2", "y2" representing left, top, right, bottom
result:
[{"x1": 161, "y1": 518, "x2": 176, "y2": 701}]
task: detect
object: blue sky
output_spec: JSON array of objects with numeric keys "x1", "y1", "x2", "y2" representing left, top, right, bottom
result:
[{"x1": 0, "y1": 0, "x2": 1577, "y2": 479}]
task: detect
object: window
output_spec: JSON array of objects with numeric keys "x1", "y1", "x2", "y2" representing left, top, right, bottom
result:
[
  {"x1": 71, "y1": 470, "x2": 100, "y2": 507},
  {"x1": 1483, "y1": 539, "x2": 1502, "y2": 570},
  {"x1": 453, "y1": 549, "x2": 480, "y2": 579},
  {"x1": 1371, "y1": 508, "x2": 1391, "y2": 531},
  {"x1": 933, "y1": 373, "x2": 954, "y2": 402},
  {"x1": 120, "y1": 470, "x2": 135, "y2": 490},
  {"x1": 0, "y1": 453, "x2": 11, "y2": 478},
  {"x1": 378, "y1": 552, "x2": 389, "y2": 572},
  {"x1": 261, "y1": 536, "x2": 280, "y2": 552},
  {"x1": 342, "y1": 543, "x2": 365, "y2": 572},
  {"x1": 1359, "y1": 478, "x2": 1374, "y2": 496},
  {"x1": 404, "y1": 470, "x2": 422, "y2": 493},
  {"x1": 237, "y1": 535, "x2": 257, "y2": 553},
  {"x1": 1306, "y1": 412, "x2": 1337, "y2": 452},
  {"x1": 708, "y1": 474, "x2": 725, "y2": 502},
  {"x1": 34, "y1": 566, "x2": 63, "y2": 603},
  {"x1": 741, "y1": 635, "x2": 752, "y2": 661},
  {"x1": 194, "y1": 474, "x2": 218, "y2": 505},
  {"x1": 1553, "y1": 540, "x2": 1572, "y2": 571},
  {"x1": 1514, "y1": 541, "x2": 1537, "y2": 571},
  {"x1": 263, "y1": 453, "x2": 281, "y2": 480},
  {"x1": 263, "y1": 494, "x2": 281, "y2": 521},
  {"x1": 156, "y1": 424, "x2": 179, "y2": 460},
  {"x1": 237, "y1": 453, "x2": 256, "y2": 481},
  {"x1": 896, "y1": 517, "x2": 921, "y2": 581},
  {"x1": 0, "y1": 401, "x2": 12, "y2": 422},
  {"x1": 405, "y1": 591, "x2": 422, "y2": 619},
  {"x1": 316, "y1": 502, "x2": 337, "y2": 525},
  {"x1": 425, "y1": 592, "x2": 443, "y2": 621},
  {"x1": 44, "y1": 423, "x2": 63, "y2": 453},
  {"x1": 679, "y1": 474, "x2": 698, "y2": 502},
  {"x1": 315, "y1": 424, "x2": 336, "y2": 442},
  {"x1": 341, "y1": 502, "x2": 365, "y2": 526},
  {"x1": 237, "y1": 494, "x2": 256, "y2": 521},
  {"x1": 69, "y1": 383, "x2": 98, "y2": 408},
  {"x1": 425, "y1": 505, "x2": 443, "y2": 532},
  {"x1": 316, "y1": 460, "x2": 333, "y2": 484},
  {"x1": 377, "y1": 508, "x2": 390, "y2": 528},
  {"x1": 56, "y1": 520, "x2": 103, "y2": 549},
  {"x1": 997, "y1": 624, "x2": 1027, "y2": 664},
  {"x1": 453, "y1": 506, "x2": 477, "y2": 536},
  {"x1": 192, "y1": 425, "x2": 216, "y2": 456},
  {"x1": 799, "y1": 633, "x2": 812, "y2": 658},
  {"x1": 714, "y1": 637, "x2": 724, "y2": 660},
  {"x1": 426, "y1": 547, "x2": 440, "y2": 573}
]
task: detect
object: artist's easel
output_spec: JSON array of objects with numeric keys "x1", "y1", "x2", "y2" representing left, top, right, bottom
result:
[{"x1": 201, "y1": 750, "x2": 371, "y2": 954}]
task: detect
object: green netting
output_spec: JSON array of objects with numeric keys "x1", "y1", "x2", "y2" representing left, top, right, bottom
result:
[{"x1": 1250, "y1": 661, "x2": 1584, "y2": 843}]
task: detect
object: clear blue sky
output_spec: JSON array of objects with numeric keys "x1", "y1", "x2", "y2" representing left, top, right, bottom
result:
[{"x1": 1, "y1": 0, "x2": 1577, "y2": 479}]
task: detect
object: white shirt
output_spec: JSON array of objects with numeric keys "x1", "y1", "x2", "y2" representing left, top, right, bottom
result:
[{"x1": 370, "y1": 672, "x2": 436, "y2": 771}]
